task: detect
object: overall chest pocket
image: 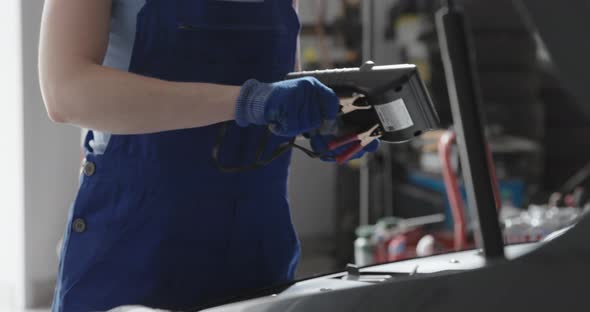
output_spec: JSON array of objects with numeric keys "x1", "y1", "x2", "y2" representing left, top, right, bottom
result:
[{"x1": 173, "y1": 22, "x2": 291, "y2": 84}]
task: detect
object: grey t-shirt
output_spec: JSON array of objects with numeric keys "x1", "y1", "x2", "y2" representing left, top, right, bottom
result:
[{"x1": 89, "y1": 0, "x2": 145, "y2": 154}]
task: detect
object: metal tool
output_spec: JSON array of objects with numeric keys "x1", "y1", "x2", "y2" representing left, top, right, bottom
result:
[
  {"x1": 328, "y1": 124, "x2": 382, "y2": 164},
  {"x1": 215, "y1": 62, "x2": 440, "y2": 173},
  {"x1": 286, "y1": 61, "x2": 440, "y2": 144},
  {"x1": 340, "y1": 94, "x2": 371, "y2": 115}
]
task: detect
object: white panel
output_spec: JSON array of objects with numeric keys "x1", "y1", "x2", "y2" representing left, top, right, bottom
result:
[{"x1": 0, "y1": 0, "x2": 24, "y2": 309}]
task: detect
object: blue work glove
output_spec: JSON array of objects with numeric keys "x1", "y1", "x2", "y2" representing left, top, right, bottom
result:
[{"x1": 235, "y1": 77, "x2": 340, "y2": 137}]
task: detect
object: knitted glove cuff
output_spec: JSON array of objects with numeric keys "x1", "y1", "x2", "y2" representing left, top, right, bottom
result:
[{"x1": 235, "y1": 79, "x2": 274, "y2": 127}]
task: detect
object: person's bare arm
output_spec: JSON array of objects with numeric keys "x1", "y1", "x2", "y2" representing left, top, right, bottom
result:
[{"x1": 39, "y1": 0, "x2": 239, "y2": 135}]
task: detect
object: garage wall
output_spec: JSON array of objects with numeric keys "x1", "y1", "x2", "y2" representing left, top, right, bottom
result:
[
  {"x1": 289, "y1": 152, "x2": 337, "y2": 238},
  {"x1": 21, "y1": 0, "x2": 81, "y2": 308}
]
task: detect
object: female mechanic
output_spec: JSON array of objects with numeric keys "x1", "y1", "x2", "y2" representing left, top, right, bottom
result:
[{"x1": 39, "y1": 1, "x2": 378, "y2": 311}]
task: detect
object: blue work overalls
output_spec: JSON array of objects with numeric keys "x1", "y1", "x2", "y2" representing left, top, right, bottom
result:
[{"x1": 52, "y1": 1, "x2": 300, "y2": 311}]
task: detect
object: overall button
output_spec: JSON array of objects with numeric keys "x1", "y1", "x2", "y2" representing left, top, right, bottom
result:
[
  {"x1": 72, "y1": 218, "x2": 87, "y2": 233},
  {"x1": 83, "y1": 161, "x2": 96, "y2": 177}
]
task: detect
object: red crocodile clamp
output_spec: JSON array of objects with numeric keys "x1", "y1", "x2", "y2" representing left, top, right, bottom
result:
[{"x1": 328, "y1": 124, "x2": 382, "y2": 164}]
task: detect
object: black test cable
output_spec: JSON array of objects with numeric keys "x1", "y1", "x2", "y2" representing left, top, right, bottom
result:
[
  {"x1": 211, "y1": 123, "x2": 335, "y2": 173},
  {"x1": 212, "y1": 96, "x2": 380, "y2": 173}
]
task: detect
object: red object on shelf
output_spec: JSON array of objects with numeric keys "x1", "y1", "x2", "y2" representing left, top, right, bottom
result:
[
  {"x1": 374, "y1": 227, "x2": 425, "y2": 263},
  {"x1": 438, "y1": 130, "x2": 502, "y2": 251},
  {"x1": 387, "y1": 235, "x2": 408, "y2": 261}
]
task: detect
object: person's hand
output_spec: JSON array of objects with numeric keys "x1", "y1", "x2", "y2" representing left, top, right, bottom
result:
[
  {"x1": 235, "y1": 77, "x2": 340, "y2": 137},
  {"x1": 309, "y1": 133, "x2": 380, "y2": 163}
]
